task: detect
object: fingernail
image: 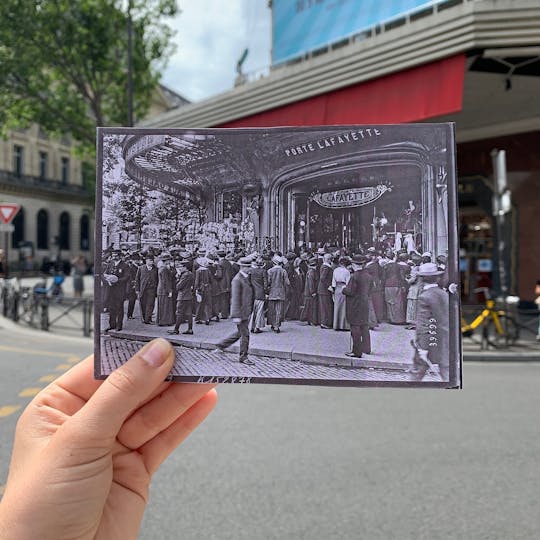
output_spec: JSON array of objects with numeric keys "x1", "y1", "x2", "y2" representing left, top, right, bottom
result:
[{"x1": 140, "y1": 339, "x2": 170, "y2": 367}]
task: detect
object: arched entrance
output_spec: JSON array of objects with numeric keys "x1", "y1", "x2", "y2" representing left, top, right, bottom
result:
[{"x1": 269, "y1": 143, "x2": 448, "y2": 255}]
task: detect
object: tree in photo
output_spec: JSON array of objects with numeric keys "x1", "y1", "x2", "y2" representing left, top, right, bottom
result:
[{"x1": 0, "y1": 0, "x2": 178, "y2": 157}]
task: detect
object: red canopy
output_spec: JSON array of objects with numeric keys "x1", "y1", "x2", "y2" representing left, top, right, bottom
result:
[{"x1": 220, "y1": 54, "x2": 465, "y2": 127}]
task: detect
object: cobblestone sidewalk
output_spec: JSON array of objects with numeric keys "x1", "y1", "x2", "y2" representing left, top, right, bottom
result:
[{"x1": 100, "y1": 336, "x2": 442, "y2": 385}]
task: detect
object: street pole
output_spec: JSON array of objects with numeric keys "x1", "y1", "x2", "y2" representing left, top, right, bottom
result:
[
  {"x1": 127, "y1": 0, "x2": 134, "y2": 127},
  {"x1": 4, "y1": 231, "x2": 8, "y2": 278}
]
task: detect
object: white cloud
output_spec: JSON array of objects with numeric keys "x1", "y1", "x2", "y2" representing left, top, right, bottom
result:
[{"x1": 161, "y1": 0, "x2": 272, "y2": 103}]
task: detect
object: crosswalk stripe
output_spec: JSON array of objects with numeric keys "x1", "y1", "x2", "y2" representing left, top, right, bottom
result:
[
  {"x1": 55, "y1": 364, "x2": 72, "y2": 371},
  {"x1": 0, "y1": 405, "x2": 21, "y2": 417},
  {"x1": 18, "y1": 388, "x2": 42, "y2": 398},
  {"x1": 39, "y1": 374, "x2": 57, "y2": 383}
]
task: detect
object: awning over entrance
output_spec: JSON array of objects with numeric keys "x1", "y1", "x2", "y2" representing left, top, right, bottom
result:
[{"x1": 220, "y1": 54, "x2": 466, "y2": 128}]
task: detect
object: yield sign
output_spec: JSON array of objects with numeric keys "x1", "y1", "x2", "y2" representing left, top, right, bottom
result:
[{"x1": 0, "y1": 203, "x2": 21, "y2": 225}]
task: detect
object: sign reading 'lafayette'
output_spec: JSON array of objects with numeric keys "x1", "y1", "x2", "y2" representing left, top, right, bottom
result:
[{"x1": 311, "y1": 184, "x2": 392, "y2": 209}]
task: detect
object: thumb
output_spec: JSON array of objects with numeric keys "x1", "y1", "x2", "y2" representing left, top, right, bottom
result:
[{"x1": 74, "y1": 339, "x2": 174, "y2": 442}]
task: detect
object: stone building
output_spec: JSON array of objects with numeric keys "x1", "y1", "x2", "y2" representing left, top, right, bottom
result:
[{"x1": 0, "y1": 84, "x2": 188, "y2": 271}]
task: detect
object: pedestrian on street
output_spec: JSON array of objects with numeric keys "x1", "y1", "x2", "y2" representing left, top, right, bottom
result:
[
  {"x1": 168, "y1": 258, "x2": 195, "y2": 335},
  {"x1": 267, "y1": 255, "x2": 290, "y2": 333},
  {"x1": 71, "y1": 255, "x2": 87, "y2": 298},
  {"x1": 382, "y1": 252, "x2": 409, "y2": 324},
  {"x1": 126, "y1": 255, "x2": 140, "y2": 319},
  {"x1": 136, "y1": 255, "x2": 158, "y2": 324},
  {"x1": 249, "y1": 257, "x2": 268, "y2": 333},
  {"x1": 194, "y1": 257, "x2": 212, "y2": 325},
  {"x1": 409, "y1": 263, "x2": 449, "y2": 381},
  {"x1": 157, "y1": 255, "x2": 176, "y2": 326},
  {"x1": 0, "y1": 339, "x2": 217, "y2": 540},
  {"x1": 300, "y1": 257, "x2": 319, "y2": 325},
  {"x1": 217, "y1": 250, "x2": 233, "y2": 318},
  {"x1": 104, "y1": 250, "x2": 129, "y2": 332},
  {"x1": 318, "y1": 253, "x2": 334, "y2": 329},
  {"x1": 342, "y1": 254, "x2": 372, "y2": 358},
  {"x1": 331, "y1": 256, "x2": 351, "y2": 331},
  {"x1": 215, "y1": 256, "x2": 255, "y2": 365}
]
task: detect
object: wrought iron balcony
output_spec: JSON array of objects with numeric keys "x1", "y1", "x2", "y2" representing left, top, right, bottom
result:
[{"x1": 0, "y1": 169, "x2": 92, "y2": 198}]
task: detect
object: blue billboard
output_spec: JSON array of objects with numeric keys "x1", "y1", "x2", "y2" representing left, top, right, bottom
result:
[{"x1": 273, "y1": 0, "x2": 438, "y2": 65}]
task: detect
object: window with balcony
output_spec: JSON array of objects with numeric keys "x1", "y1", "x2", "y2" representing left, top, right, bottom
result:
[
  {"x1": 59, "y1": 211, "x2": 70, "y2": 250},
  {"x1": 13, "y1": 145, "x2": 24, "y2": 176},
  {"x1": 37, "y1": 209, "x2": 49, "y2": 250},
  {"x1": 11, "y1": 207, "x2": 25, "y2": 248},
  {"x1": 61, "y1": 157, "x2": 70, "y2": 184},
  {"x1": 80, "y1": 214, "x2": 90, "y2": 251},
  {"x1": 39, "y1": 151, "x2": 48, "y2": 180}
]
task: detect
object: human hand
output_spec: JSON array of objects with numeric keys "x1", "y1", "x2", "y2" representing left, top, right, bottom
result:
[{"x1": 0, "y1": 339, "x2": 217, "y2": 540}]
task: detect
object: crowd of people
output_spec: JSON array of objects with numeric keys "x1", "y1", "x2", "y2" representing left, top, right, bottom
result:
[{"x1": 101, "y1": 243, "x2": 453, "y2": 379}]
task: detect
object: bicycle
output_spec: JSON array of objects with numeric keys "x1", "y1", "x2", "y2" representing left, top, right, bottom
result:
[{"x1": 461, "y1": 287, "x2": 519, "y2": 349}]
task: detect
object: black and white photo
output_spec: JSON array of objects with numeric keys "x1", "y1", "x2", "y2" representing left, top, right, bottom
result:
[{"x1": 95, "y1": 125, "x2": 461, "y2": 387}]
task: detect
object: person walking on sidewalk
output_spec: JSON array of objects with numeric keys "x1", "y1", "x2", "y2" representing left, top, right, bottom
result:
[
  {"x1": 300, "y1": 257, "x2": 319, "y2": 325},
  {"x1": 250, "y1": 257, "x2": 268, "y2": 333},
  {"x1": 168, "y1": 258, "x2": 194, "y2": 335},
  {"x1": 194, "y1": 257, "x2": 212, "y2": 325},
  {"x1": 267, "y1": 255, "x2": 290, "y2": 333},
  {"x1": 157, "y1": 255, "x2": 176, "y2": 326},
  {"x1": 342, "y1": 254, "x2": 372, "y2": 358},
  {"x1": 215, "y1": 257, "x2": 255, "y2": 365},
  {"x1": 318, "y1": 253, "x2": 334, "y2": 329},
  {"x1": 104, "y1": 250, "x2": 129, "y2": 332},
  {"x1": 409, "y1": 263, "x2": 449, "y2": 381}
]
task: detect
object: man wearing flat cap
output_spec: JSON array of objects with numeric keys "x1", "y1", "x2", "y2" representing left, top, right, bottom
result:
[
  {"x1": 409, "y1": 263, "x2": 449, "y2": 381},
  {"x1": 215, "y1": 256, "x2": 255, "y2": 365},
  {"x1": 342, "y1": 254, "x2": 372, "y2": 358}
]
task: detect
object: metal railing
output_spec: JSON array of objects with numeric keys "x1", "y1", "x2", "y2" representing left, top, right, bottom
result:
[{"x1": 1, "y1": 278, "x2": 93, "y2": 337}]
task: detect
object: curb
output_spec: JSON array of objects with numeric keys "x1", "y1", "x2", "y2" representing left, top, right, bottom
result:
[{"x1": 110, "y1": 329, "x2": 413, "y2": 370}]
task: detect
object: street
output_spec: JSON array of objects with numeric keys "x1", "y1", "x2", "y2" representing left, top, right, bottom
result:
[{"x1": 1, "y1": 321, "x2": 539, "y2": 539}]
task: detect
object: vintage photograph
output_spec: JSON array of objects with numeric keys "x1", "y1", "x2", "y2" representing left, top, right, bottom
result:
[{"x1": 95, "y1": 125, "x2": 461, "y2": 387}]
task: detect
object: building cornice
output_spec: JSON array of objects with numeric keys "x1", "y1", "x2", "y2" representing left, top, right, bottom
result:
[{"x1": 143, "y1": 0, "x2": 540, "y2": 129}]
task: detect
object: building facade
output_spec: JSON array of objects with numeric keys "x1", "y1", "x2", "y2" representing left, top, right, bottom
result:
[
  {"x1": 0, "y1": 84, "x2": 189, "y2": 272},
  {"x1": 141, "y1": 0, "x2": 540, "y2": 300}
]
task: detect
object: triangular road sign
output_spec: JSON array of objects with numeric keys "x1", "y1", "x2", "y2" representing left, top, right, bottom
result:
[{"x1": 0, "y1": 203, "x2": 21, "y2": 225}]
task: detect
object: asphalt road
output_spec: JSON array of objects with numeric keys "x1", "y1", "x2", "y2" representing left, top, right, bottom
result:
[{"x1": 1, "y1": 322, "x2": 539, "y2": 539}]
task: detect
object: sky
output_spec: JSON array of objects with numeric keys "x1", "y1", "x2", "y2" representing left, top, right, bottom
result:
[{"x1": 161, "y1": 0, "x2": 272, "y2": 103}]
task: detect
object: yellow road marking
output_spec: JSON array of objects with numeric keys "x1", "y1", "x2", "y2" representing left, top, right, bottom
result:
[
  {"x1": 0, "y1": 345, "x2": 81, "y2": 361},
  {"x1": 0, "y1": 405, "x2": 21, "y2": 417},
  {"x1": 67, "y1": 355, "x2": 80, "y2": 364},
  {"x1": 18, "y1": 388, "x2": 42, "y2": 398},
  {"x1": 39, "y1": 374, "x2": 58, "y2": 383},
  {"x1": 55, "y1": 364, "x2": 72, "y2": 371}
]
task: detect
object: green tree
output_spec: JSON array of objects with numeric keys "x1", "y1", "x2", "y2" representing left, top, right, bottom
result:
[{"x1": 0, "y1": 0, "x2": 177, "y2": 156}]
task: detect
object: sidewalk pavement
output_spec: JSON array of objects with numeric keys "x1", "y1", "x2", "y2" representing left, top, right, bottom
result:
[{"x1": 103, "y1": 305, "x2": 540, "y2": 368}]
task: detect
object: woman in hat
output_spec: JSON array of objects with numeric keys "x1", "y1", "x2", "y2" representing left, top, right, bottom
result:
[
  {"x1": 249, "y1": 257, "x2": 268, "y2": 333},
  {"x1": 332, "y1": 257, "x2": 351, "y2": 331},
  {"x1": 157, "y1": 256, "x2": 175, "y2": 326}
]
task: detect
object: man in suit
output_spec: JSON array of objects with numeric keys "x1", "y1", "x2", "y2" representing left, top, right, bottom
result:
[
  {"x1": 104, "y1": 250, "x2": 129, "y2": 331},
  {"x1": 125, "y1": 255, "x2": 140, "y2": 320},
  {"x1": 217, "y1": 250, "x2": 233, "y2": 318},
  {"x1": 318, "y1": 253, "x2": 334, "y2": 329},
  {"x1": 249, "y1": 257, "x2": 268, "y2": 333},
  {"x1": 167, "y1": 258, "x2": 195, "y2": 335},
  {"x1": 194, "y1": 257, "x2": 212, "y2": 325},
  {"x1": 342, "y1": 254, "x2": 372, "y2": 358},
  {"x1": 267, "y1": 255, "x2": 290, "y2": 333},
  {"x1": 409, "y1": 263, "x2": 450, "y2": 381},
  {"x1": 300, "y1": 257, "x2": 319, "y2": 325},
  {"x1": 136, "y1": 255, "x2": 158, "y2": 324},
  {"x1": 215, "y1": 256, "x2": 255, "y2": 365}
]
